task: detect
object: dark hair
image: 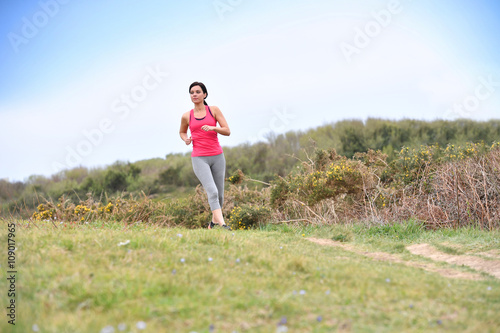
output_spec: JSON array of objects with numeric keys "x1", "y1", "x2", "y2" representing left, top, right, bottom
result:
[{"x1": 189, "y1": 81, "x2": 208, "y2": 105}]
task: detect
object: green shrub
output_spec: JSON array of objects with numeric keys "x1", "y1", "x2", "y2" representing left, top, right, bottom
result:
[
  {"x1": 271, "y1": 148, "x2": 379, "y2": 207},
  {"x1": 228, "y1": 204, "x2": 271, "y2": 230}
]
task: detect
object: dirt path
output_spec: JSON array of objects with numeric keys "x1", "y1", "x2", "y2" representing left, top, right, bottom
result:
[
  {"x1": 476, "y1": 249, "x2": 500, "y2": 260},
  {"x1": 407, "y1": 243, "x2": 500, "y2": 279},
  {"x1": 307, "y1": 238, "x2": 485, "y2": 280}
]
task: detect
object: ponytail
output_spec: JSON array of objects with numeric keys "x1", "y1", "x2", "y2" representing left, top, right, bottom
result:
[{"x1": 203, "y1": 100, "x2": 208, "y2": 105}]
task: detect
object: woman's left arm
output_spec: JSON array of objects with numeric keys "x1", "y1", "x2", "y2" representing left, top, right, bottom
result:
[{"x1": 203, "y1": 106, "x2": 230, "y2": 136}]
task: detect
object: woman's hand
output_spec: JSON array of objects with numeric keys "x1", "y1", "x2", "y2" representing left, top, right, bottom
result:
[
  {"x1": 184, "y1": 137, "x2": 192, "y2": 145},
  {"x1": 201, "y1": 125, "x2": 215, "y2": 131},
  {"x1": 210, "y1": 106, "x2": 230, "y2": 136}
]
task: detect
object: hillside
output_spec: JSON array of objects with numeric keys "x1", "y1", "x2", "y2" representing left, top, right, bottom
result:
[{"x1": 2, "y1": 118, "x2": 500, "y2": 217}]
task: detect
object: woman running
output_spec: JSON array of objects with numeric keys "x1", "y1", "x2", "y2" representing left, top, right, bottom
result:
[{"x1": 179, "y1": 82, "x2": 231, "y2": 229}]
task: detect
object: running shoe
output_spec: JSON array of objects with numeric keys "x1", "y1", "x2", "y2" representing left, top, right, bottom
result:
[
  {"x1": 221, "y1": 224, "x2": 232, "y2": 230},
  {"x1": 207, "y1": 221, "x2": 216, "y2": 229}
]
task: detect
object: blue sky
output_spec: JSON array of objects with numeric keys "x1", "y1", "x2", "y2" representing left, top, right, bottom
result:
[{"x1": 1, "y1": 0, "x2": 499, "y2": 182}]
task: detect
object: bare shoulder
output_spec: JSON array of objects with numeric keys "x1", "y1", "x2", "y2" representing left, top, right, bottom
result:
[
  {"x1": 210, "y1": 105, "x2": 222, "y2": 115},
  {"x1": 181, "y1": 111, "x2": 191, "y2": 126}
]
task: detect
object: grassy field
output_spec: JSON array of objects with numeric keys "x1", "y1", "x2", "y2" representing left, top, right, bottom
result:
[{"x1": 1, "y1": 219, "x2": 499, "y2": 333}]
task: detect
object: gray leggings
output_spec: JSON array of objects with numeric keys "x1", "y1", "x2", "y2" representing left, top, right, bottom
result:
[{"x1": 191, "y1": 153, "x2": 226, "y2": 211}]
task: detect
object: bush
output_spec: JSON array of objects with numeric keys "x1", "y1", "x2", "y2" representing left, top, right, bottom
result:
[
  {"x1": 271, "y1": 148, "x2": 379, "y2": 207},
  {"x1": 228, "y1": 204, "x2": 271, "y2": 230},
  {"x1": 27, "y1": 141, "x2": 500, "y2": 230}
]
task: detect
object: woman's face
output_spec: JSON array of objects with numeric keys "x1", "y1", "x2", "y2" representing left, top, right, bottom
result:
[{"x1": 190, "y1": 86, "x2": 206, "y2": 104}]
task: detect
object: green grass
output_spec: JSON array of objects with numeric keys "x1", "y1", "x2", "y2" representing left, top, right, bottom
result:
[{"x1": 1, "y1": 219, "x2": 499, "y2": 332}]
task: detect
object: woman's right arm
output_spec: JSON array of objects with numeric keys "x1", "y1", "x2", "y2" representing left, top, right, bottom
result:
[{"x1": 179, "y1": 112, "x2": 192, "y2": 145}]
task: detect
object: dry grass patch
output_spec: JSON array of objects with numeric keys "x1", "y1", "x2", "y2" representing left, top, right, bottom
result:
[
  {"x1": 307, "y1": 238, "x2": 484, "y2": 280},
  {"x1": 407, "y1": 243, "x2": 500, "y2": 279}
]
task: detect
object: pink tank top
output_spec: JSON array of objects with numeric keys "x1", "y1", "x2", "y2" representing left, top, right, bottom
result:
[{"x1": 189, "y1": 105, "x2": 223, "y2": 157}]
